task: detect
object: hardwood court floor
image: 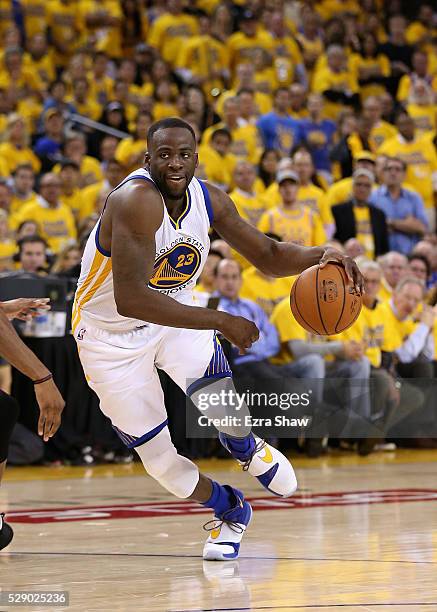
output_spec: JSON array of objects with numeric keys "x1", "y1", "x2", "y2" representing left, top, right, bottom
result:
[{"x1": 1, "y1": 449, "x2": 437, "y2": 612}]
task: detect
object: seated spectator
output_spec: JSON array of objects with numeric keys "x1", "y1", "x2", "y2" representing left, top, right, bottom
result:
[
  {"x1": 115, "y1": 111, "x2": 152, "y2": 174},
  {"x1": 397, "y1": 50, "x2": 437, "y2": 104},
  {"x1": 88, "y1": 52, "x2": 113, "y2": 107},
  {"x1": 27, "y1": 33, "x2": 56, "y2": 89},
  {"x1": 312, "y1": 45, "x2": 360, "y2": 120},
  {"x1": 258, "y1": 169, "x2": 326, "y2": 246},
  {"x1": 350, "y1": 32, "x2": 390, "y2": 101},
  {"x1": 15, "y1": 235, "x2": 49, "y2": 274},
  {"x1": 256, "y1": 87, "x2": 302, "y2": 156},
  {"x1": 80, "y1": 158, "x2": 126, "y2": 223},
  {"x1": 229, "y1": 161, "x2": 270, "y2": 227},
  {"x1": 202, "y1": 96, "x2": 261, "y2": 164},
  {"x1": 11, "y1": 173, "x2": 77, "y2": 255},
  {"x1": 408, "y1": 253, "x2": 431, "y2": 287},
  {"x1": 378, "y1": 111, "x2": 437, "y2": 231},
  {"x1": 0, "y1": 113, "x2": 41, "y2": 176},
  {"x1": 292, "y1": 149, "x2": 334, "y2": 237},
  {"x1": 257, "y1": 148, "x2": 281, "y2": 191},
  {"x1": 15, "y1": 220, "x2": 40, "y2": 241},
  {"x1": 271, "y1": 295, "x2": 372, "y2": 453},
  {"x1": 55, "y1": 132, "x2": 104, "y2": 188},
  {"x1": 51, "y1": 242, "x2": 81, "y2": 276},
  {"x1": 214, "y1": 259, "x2": 280, "y2": 378},
  {"x1": 59, "y1": 160, "x2": 82, "y2": 221},
  {"x1": 197, "y1": 128, "x2": 237, "y2": 192},
  {"x1": 0, "y1": 179, "x2": 12, "y2": 215},
  {"x1": 330, "y1": 115, "x2": 376, "y2": 179},
  {"x1": 0, "y1": 209, "x2": 15, "y2": 271},
  {"x1": 10, "y1": 164, "x2": 38, "y2": 216},
  {"x1": 332, "y1": 168, "x2": 389, "y2": 258},
  {"x1": 406, "y1": 79, "x2": 437, "y2": 136},
  {"x1": 195, "y1": 249, "x2": 224, "y2": 295},
  {"x1": 33, "y1": 108, "x2": 65, "y2": 172},
  {"x1": 370, "y1": 157, "x2": 428, "y2": 255},
  {"x1": 412, "y1": 240, "x2": 437, "y2": 289},
  {"x1": 362, "y1": 96, "x2": 397, "y2": 150},
  {"x1": 68, "y1": 77, "x2": 101, "y2": 122},
  {"x1": 42, "y1": 79, "x2": 76, "y2": 116},
  {"x1": 289, "y1": 83, "x2": 308, "y2": 119},
  {"x1": 299, "y1": 94, "x2": 337, "y2": 182},
  {"x1": 325, "y1": 151, "x2": 376, "y2": 210},
  {"x1": 377, "y1": 251, "x2": 408, "y2": 301},
  {"x1": 379, "y1": 14, "x2": 413, "y2": 97}
]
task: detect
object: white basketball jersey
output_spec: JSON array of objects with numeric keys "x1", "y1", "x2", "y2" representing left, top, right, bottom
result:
[{"x1": 72, "y1": 168, "x2": 213, "y2": 332}]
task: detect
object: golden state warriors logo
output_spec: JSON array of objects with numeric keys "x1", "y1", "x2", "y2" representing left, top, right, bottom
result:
[{"x1": 149, "y1": 243, "x2": 201, "y2": 290}]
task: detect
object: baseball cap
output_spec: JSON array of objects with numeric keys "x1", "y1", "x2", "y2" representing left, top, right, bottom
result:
[
  {"x1": 277, "y1": 169, "x2": 299, "y2": 185},
  {"x1": 353, "y1": 150, "x2": 376, "y2": 163},
  {"x1": 44, "y1": 107, "x2": 62, "y2": 120}
]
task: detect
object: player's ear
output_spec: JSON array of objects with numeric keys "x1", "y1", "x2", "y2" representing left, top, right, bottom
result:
[
  {"x1": 144, "y1": 151, "x2": 151, "y2": 169},
  {"x1": 194, "y1": 152, "x2": 199, "y2": 169}
]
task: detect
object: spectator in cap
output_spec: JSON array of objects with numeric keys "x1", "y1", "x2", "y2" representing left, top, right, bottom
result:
[
  {"x1": 332, "y1": 168, "x2": 389, "y2": 258},
  {"x1": 34, "y1": 108, "x2": 65, "y2": 171},
  {"x1": 258, "y1": 169, "x2": 326, "y2": 246},
  {"x1": 325, "y1": 151, "x2": 377, "y2": 209}
]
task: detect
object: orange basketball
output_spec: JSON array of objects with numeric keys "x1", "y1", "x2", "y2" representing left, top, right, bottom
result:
[{"x1": 290, "y1": 263, "x2": 362, "y2": 335}]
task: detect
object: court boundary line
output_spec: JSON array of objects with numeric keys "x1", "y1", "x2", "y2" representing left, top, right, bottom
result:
[
  {"x1": 4, "y1": 551, "x2": 437, "y2": 565},
  {"x1": 168, "y1": 605, "x2": 437, "y2": 612}
]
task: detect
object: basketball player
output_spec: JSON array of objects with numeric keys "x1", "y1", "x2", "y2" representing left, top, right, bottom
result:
[
  {"x1": 73, "y1": 118, "x2": 362, "y2": 561},
  {"x1": 0, "y1": 298, "x2": 64, "y2": 550}
]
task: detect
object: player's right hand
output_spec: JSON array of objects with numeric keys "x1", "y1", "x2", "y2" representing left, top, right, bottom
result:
[
  {"x1": 218, "y1": 314, "x2": 260, "y2": 355},
  {"x1": 35, "y1": 379, "x2": 65, "y2": 442}
]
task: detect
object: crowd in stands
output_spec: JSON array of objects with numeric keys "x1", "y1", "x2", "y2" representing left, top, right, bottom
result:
[{"x1": 0, "y1": 0, "x2": 436, "y2": 461}]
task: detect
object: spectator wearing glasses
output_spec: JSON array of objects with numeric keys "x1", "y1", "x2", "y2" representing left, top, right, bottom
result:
[{"x1": 370, "y1": 157, "x2": 428, "y2": 255}]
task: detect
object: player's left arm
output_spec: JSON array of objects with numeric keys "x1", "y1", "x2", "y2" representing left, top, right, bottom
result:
[{"x1": 208, "y1": 182, "x2": 363, "y2": 293}]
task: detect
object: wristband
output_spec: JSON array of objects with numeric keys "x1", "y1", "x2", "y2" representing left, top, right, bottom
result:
[{"x1": 33, "y1": 373, "x2": 53, "y2": 385}]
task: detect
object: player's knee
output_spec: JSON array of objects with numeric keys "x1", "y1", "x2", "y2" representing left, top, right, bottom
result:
[{"x1": 134, "y1": 429, "x2": 199, "y2": 498}]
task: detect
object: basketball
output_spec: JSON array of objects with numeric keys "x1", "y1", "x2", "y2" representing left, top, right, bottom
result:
[{"x1": 290, "y1": 263, "x2": 362, "y2": 335}]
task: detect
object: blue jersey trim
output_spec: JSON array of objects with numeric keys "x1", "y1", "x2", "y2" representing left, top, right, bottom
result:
[
  {"x1": 96, "y1": 173, "x2": 155, "y2": 257},
  {"x1": 198, "y1": 179, "x2": 214, "y2": 226}
]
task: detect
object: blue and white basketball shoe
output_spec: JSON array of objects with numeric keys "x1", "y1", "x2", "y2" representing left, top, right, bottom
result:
[
  {"x1": 219, "y1": 433, "x2": 297, "y2": 497},
  {"x1": 203, "y1": 486, "x2": 252, "y2": 561}
]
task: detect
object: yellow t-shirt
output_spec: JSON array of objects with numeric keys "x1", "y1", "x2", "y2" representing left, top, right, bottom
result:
[
  {"x1": 0, "y1": 143, "x2": 41, "y2": 176},
  {"x1": 397, "y1": 74, "x2": 437, "y2": 102},
  {"x1": 240, "y1": 267, "x2": 294, "y2": 317},
  {"x1": 201, "y1": 122, "x2": 262, "y2": 165},
  {"x1": 229, "y1": 189, "x2": 273, "y2": 227},
  {"x1": 379, "y1": 300, "x2": 418, "y2": 353},
  {"x1": 378, "y1": 135, "x2": 437, "y2": 208},
  {"x1": 10, "y1": 192, "x2": 39, "y2": 216},
  {"x1": 78, "y1": 1, "x2": 123, "y2": 58},
  {"x1": 28, "y1": 53, "x2": 56, "y2": 87},
  {"x1": 377, "y1": 279, "x2": 392, "y2": 303},
  {"x1": 80, "y1": 180, "x2": 110, "y2": 221},
  {"x1": 22, "y1": 0, "x2": 47, "y2": 38},
  {"x1": 60, "y1": 188, "x2": 83, "y2": 220},
  {"x1": 53, "y1": 156, "x2": 103, "y2": 187},
  {"x1": 370, "y1": 120, "x2": 397, "y2": 150},
  {"x1": 325, "y1": 177, "x2": 354, "y2": 210},
  {"x1": 10, "y1": 201, "x2": 77, "y2": 254},
  {"x1": 70, "y1": 98, "x2": 102, "y2": 122},
  {"x1": 176, "y1": 35, "x2": 229, "y2": 98},
  {"x1": 115, "y1": 138, "x2": 147, "y2": 174},
  {"x1": 148, "y1": 13, "x2": 198, "y2": 66},
  {"x1": 46, "y1": 0, "x2": 82, "y2": 65},
  {"x1": 353, "y1": 205, "x2": 374, "y2": 259},
  {"x1": 196, "y1": 145, "x2": 237, "y2": 192},
  {"x1": 226, "y1": 30, "x2": 273, "y2": 71},
  {"x1": 258, "y1": 205, "x2": 326, "y2": 247},
  {"x1": 88, "y1": 73, "x2": 114, "y2": 107},
  {"x1": 340, "y1": 300, "x2": 385, "y2": 367},
  {"x1": 296, "y1": 184, "x2": 334, "y2": 227},
  {"x1": 0, "y1": 240, "x2": 17, "y2": 271},
  {"x1": 406, "y1": 104, "x2": 437, "y2": 137},
  {"x1": 349, "y1": 53, "x2": 390, "y2": 99},
  {"x1": 312, "y1": 67, "x2": 358, "y2": 120},
  {"x1": 270, "y1": 296, "x2": 306, "y2": 364}
]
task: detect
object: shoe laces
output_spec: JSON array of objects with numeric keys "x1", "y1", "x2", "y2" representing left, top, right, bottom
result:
[
  {"x1": 203, "y1": 504, "x2": 245, "y2": 535},
  {"x1": 241, "y1": 438, "x2": 267, "y2": 472}
]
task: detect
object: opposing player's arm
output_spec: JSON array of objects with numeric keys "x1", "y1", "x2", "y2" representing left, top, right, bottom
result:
[
  {"x1": 0, "y1": 306, "x2": 64, "y2": 441},
  {"x1": 111, "y1": 183, "x2": 259, "y2": 351},
  {"x1": 208, "y1": 182, "x2": 363, "y2": 293}
]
